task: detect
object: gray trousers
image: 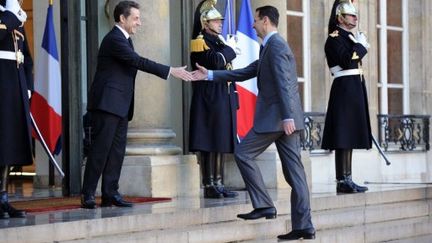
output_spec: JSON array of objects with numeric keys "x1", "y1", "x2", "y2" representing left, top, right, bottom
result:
[{"x1": 234, "y1": 129, "x2": 313, "y2": 230}]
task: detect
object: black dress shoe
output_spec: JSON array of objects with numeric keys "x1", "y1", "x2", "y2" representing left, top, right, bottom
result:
[
  {"x1": 101, "y1": 194, "x2": 133, "y2": 207},
  {"x1": 81, "y1": 194, "x2": 96, "y2": 209},
  {"x1": 216, "y1": 186, "x2": 239, "y2": 198},
  {"x1": 237, "y1": 207, "x2": 277, "y2": 220},
  {"x1": 277, "y1": 228, "x2": 316, "y2": 241}
]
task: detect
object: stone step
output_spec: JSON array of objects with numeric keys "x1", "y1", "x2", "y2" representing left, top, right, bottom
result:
[
  {"x1": 241, "y1": 216, "x2": 432, "y2": 243},
  {"x1": 60, "y1": 199, "x2": 431, "y2": 243},
  {"x1": 1, "y1": 186, "x2": 430, "y2": 243},
  {"x1": 387, "y1": 234, "x2": 432, "y2": 243}
]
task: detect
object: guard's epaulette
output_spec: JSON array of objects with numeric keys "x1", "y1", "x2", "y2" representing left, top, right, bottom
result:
[
  {"x1": 0, "y1": 24, "x2": 6, "y2": 30},
  {"x1": 329, "y1": 30, "x2": 339, "y2": 38},
  {"x1": 190, "y1": 34, "x2": 210, "y2": 52}
]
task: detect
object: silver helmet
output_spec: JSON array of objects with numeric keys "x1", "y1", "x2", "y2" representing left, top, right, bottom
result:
[
  {"x1": 200, "y1": 0, "x2": 224, "y2": 29},
  {"x1": 336, "y1": 0, "x2": 357, "y2": 17}
]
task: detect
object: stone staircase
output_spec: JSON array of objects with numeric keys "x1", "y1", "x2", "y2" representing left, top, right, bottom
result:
[{"x1": 1, "y1": 185, "x2": 431, "y2": 243}]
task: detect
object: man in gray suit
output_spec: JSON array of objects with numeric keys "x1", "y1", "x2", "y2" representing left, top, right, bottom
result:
[{"x1": 191, "y1": 5, "x2": 315, "y2": 241}]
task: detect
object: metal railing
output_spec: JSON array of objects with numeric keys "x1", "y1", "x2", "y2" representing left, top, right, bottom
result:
[
  {"x1": 300, "y1": 112, "x2": 327, "y2": 153},
  {"x1": 377, "y1": 114, "x2": 430, "y2": 152},
  {"x1": 300, "y1": 113, "x2": 431, "y2": 153}
]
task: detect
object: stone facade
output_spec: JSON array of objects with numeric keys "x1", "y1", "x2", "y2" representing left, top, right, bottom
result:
[{"x1": 31, "y1": 0, "x2": 432, "y2": 194}]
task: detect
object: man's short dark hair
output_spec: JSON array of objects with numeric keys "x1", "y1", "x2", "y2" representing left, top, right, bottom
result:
[
  {"x1": 113, "y1": 1, "x2": 140, "y2": 23},
  {"x1": 256, "y1": 5, "x2": 279, "y2": 27}
]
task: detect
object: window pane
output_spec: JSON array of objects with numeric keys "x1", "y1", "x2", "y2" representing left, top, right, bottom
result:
[
  {"x1": 377, "y1": 31, "x2": 381, "y2": 83},
  {"x1": 287, "y1": 16, "x2": 303, "y2": 77},
  {"x1": 387, "y1": 0, "x2": 402, "y2": 26},
  {"x1": 388, "y1": 88, "x2": 403, "y2": 115},
  {"x1": 378, "y1": 87, "x2": 382, "y2": 114},
  {"x1": 287, "y1": 0, "x2": 302, "y2": 11},
  {"x1": 387, "y1": 30, "x2": 402, "y2": 84}
]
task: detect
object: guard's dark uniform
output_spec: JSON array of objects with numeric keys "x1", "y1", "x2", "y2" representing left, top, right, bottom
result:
[
  {"x1": 322, "y1": 26, "x2": 372, "y2": 150},
  {"x1": 0, "y1": 5, "x2": 33, "y2": 219},
  {"x1": 189, "y1": 32, "x2": 237, "y2": 153},
  {"x1": 0, "y1": 10, "x2": 33, "y2": 166}
]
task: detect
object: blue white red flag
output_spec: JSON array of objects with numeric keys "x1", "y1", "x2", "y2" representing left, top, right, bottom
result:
[
  {"x1": 232, "y1": 0, "x2": 259, "y2": 140},
  {"x1": 221, "y1": 0, "x2": 235, "y2": 37},
  {"x1": 30, "y1": 3, "x2": 62, "y2": 154}
]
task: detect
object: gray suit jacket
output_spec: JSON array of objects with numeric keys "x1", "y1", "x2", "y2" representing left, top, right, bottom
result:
[{"x1": 213, "y1": 33, "x2": 304, "y2": 133}]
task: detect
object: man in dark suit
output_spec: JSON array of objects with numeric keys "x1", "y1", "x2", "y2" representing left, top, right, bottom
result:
[
  {"x1": 81, "y1": 0, "x2": 192, "y2": 209},
  {"x1": 191, "y1": 5, "x2": 315, "y2": 241}
]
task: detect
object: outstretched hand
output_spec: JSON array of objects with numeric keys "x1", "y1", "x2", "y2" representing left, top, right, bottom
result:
[
  {"x1": 190, "y1": 63, "x2": 208, "y2": 81},
  {"x1": 170, "y1": 66, "x2": 193, "y2": 81}
]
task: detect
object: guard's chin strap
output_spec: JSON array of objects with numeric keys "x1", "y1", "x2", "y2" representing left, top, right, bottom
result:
[{"x1": 206, "y1": 27, "x2": 221, "y2": 36}]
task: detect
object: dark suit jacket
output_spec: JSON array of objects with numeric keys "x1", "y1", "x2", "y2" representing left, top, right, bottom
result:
[
  {"x1": 213, "y1": 33, "x2": 304, "y2": 133},
  {"x1": 87, "y1": 27, "x2": 170, "y2": 121}
]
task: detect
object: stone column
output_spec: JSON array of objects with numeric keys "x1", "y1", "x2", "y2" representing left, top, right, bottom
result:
[{"x1": 106, "y1": 0, "x2": 199, "y2": 197}]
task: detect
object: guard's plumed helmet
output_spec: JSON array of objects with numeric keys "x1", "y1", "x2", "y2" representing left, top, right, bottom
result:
[
  {"x1": 328, "y1": 0, "x2": 357, "y2": 34},
  {"x1": 200, "y1": 0, "x2": 224, "y2": 29},
  {"x1": 336, "y1": 0, "x2": 357, "y2": 17}
]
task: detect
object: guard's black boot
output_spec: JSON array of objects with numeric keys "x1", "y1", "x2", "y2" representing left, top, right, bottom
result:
[
  {"x1": 204, "y1": 185, "x2": 224, "y2": 198},
  {"x1": 336, "y1": 177, "x2": 357, "y2": 193},
  {"x1": 335, "y1": 149, "x2": 368, "y2": 193},
  {"x1": 0, "y1": 205, "x2": 8, "y2": 219},
  {"x1": 0, "y1": 167, "x2": 8, "y2": 219},
  {"x1": 0, "y1": 191, "x2": 26, "y2": 218},
  {"x1": 213, "y1": 153, "x2": 238, "y2": 198},
  {"x1": 348, "y1": 175, "x2": 368, "y2": 193},
  {"x1": 200, "y1": 152, "x2": 223, "y2": 199},
  {"x1": 0, "y1": 167, "x2": 26, "y2": 218}
]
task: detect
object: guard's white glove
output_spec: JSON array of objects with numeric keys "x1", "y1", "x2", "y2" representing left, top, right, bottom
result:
[
  {"x1": 27, "y1": 90, "x2": 32, "y2": 99},
  {"x1": 5, "y1": 0, "x2": 27, "y2": 23},
  {"x1": 225, "y1": 34, "x2": 241, "y2": 55},
  {"x1": 354, "y1": 31, "x2": 370, "y2": 49}
]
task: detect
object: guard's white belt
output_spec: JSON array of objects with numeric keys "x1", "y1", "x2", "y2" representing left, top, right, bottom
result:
[
  {"x1": 0, "y1": 50, "x2": 17, "y2": 61},
  {"x1": 330, "y1": 65, "x2": 363, "y2": 79}
]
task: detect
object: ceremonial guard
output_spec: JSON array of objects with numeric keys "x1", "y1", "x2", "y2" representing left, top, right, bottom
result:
[
  {"x1": 0, "y1": 0, "x2": 32, "y2": 218},
  {"x1": 189, "y1": 0, "x2": 238, "y2": 198},
  {"x1": 322, "y1": 0, "x2": 371, "y2": 193}
]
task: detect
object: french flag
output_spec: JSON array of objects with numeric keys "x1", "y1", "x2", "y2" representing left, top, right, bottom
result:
[
  {"x1": 30, "y1": 2, "x2": 62, "y2": 154},
  {"x1": 223, "y1": 0, "x2": 259, "y2": 141}
]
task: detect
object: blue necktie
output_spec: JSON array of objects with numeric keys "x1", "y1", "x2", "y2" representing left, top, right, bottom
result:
[{"x1": 128, "y1": 38, "x2": 134, "y2": 50}]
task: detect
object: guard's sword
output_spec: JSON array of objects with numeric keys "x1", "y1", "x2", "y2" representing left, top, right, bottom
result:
[
  {"x1": 371, "y1": 135, "x2": 391, "y2": 166},
  {"x1": 30, "y1": 113, "x2": 65, "y2": 177}
]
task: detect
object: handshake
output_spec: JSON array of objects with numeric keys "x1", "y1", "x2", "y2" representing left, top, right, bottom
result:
[
  {"x1": 349, "y1": 31, "x2": 370, "y2": 49},
  {"x1": 0, "y1": 0, "x2": 27, "y2": 24},
  {"x1": 170, "y1": 64, "x2": 208, "y2": 82}
]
